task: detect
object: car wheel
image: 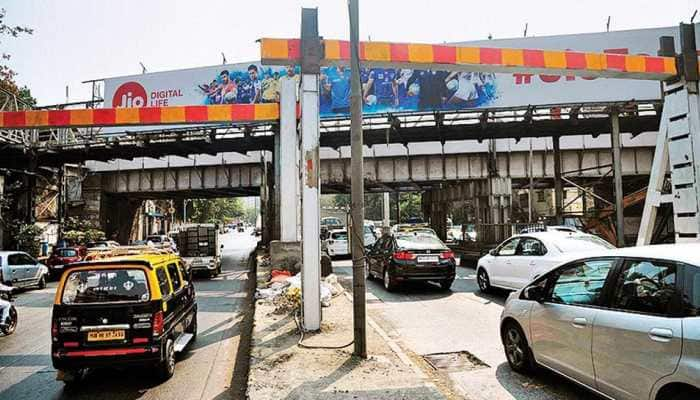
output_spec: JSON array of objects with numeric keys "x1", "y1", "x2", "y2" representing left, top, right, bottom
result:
[
  {"x1": 502, "y1": 322, "x2": 536, "y2": 374},
  {"x1": 383, "y1": 269, "x2": 397, "y2": 292},
  {"x1": 477, "y1": 268, "x2": 491, "y2": 293},
  {"x1": 365, "y1": 261, "x2": 374, "y2": 280},
  {"x1": 0, "y1": 306, "x2": 17, "y2": 335},
  {"x1": 439, "y1": 279, "x2": 453, "y2": 291},
  {"x1": 37, "y1": 275, "x2": 46, "y2": 290},
  {"x1": 158, "y1": 338, "x2": 176, "y2": 381}
]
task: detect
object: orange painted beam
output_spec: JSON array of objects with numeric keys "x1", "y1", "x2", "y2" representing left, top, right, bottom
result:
[
  {"x1": 260, "y1": 38, "x2": 677, "y2": 81},
  {"x1": 0, "y1": 103, "x2": 279, "y2": 129}
]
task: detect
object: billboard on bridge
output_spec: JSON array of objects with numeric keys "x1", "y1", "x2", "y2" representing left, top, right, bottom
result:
[{"x1": 103, "y1": 25, "x2": 693, "y2": 119}]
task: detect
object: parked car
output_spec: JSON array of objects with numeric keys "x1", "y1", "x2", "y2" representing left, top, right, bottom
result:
[
  {"x1": 51, "y1": 252, "x2": 197, "y2": 384},
  {"x1": 46, "y1": 247, "x2": 84, "y2": 278},
  {"x1": 325, "y1": 229, "x2": 349, "y2": 257},
  {"x1": 500, "y1": 243, "x2": 700, "y2": 400},
  {"x1": 147, "y1": 235, "x2": 177, "y2": 251},
  {"x1": 364, "y1": 225, "x2": 377, "y2": 248},
  {"x1": 366, "y1": 232, "x2": 456, "y2": 291},
  {"x1": 0, "y1": 251, "x2": 49, "y2": 289},
  {"x1": 476, "y1": 231, "x2": 615, "y2": 293},
  {"x1": 86, "y1": 240, "x2": 120, "y2": 249}
]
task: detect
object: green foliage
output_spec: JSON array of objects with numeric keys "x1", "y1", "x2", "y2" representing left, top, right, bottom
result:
[
  {"x1": 9, "y1": 222, "x2": 43, "y2": 257},
  {"x1": 320, "y1": 192, "x2": 423, "y2": 223},
  {"x1": 398, "y1": 192, "x2": 422, "y2": 222},
  {"x1": 189, "y1": 198, "x2": 244, "y2": 224},
  {"x1": 61, "y1": 217, "x2": 105, "y2": 244}
]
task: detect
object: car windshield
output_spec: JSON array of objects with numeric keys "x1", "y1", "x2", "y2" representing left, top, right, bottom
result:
[
  {"x1": 56, "y1": 249, "x2": 78, "y2": 257},
  {"x1": 553, "y1": 235, "x2": 616, "y2": 253},
  {"x1": 62, "y1": 268, "x2": 149, "y2": 304},
  {"x1": 331, "y1": 232, "x2": 348, "y2": 240},
  {"x1": 147, "y1": 236, "x2": 162, "y2": 243},
  {"x1": 322, "y1": 218, "x2": 342, "y2": 226},
  {"x1": 396, "y1": 234, "x2": 445, "y2": 250}
]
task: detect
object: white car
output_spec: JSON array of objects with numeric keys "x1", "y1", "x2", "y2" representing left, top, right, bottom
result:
[
  {"x1": 325, "y1": 229, "x2": 349, "y2": 257},
  {"x1": 476, "y1": 231, "x2": 615, "y2": 292},
  {"x1": 0, "y1": 251, "x2": 49, "y2": 289}
]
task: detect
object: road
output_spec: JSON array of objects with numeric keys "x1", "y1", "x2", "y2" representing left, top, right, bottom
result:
[
  {"x1": 0, "y1": 230, "x2": 257, "y2": 400},
  {"x1": 332, "y1": 258, "x2": 601, "y2": 400}
]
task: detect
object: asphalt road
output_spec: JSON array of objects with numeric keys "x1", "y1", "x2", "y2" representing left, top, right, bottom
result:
[
  {"x1": 0, "y1": 230, "x2": 257, "y2": 400},
  {"x1": 332, "y1": 258, "x2": 602, "y2": 400}
]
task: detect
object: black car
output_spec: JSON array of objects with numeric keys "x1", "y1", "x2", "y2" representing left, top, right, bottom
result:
[{"x1": 366, "y1": 232, "x2": 456, "y2": 291}]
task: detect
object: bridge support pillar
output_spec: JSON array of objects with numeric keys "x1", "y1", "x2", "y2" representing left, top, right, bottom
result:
[{"x1": 269, "y1": 76, "x2": 303, "y2": 273}]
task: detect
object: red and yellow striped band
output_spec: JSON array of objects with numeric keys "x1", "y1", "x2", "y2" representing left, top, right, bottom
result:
[
  {"x1": 260, "y1": 38, "x2": 677, "y2": 81},
  {"x1": 0, "y1": 103, "x2": 279, "y2": 129}
]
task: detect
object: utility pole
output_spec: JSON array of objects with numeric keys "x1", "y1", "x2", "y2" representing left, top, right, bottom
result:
[
  {"x1": 349, "y1": 0, "x2": 367, "y2": 358},
  {"x1": 611, "y1": 111, "x2": 625, "y2": 246}
]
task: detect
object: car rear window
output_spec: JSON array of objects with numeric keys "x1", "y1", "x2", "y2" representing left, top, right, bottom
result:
[
  {"x1": 396, "y1": 234, "x2": 445, "y2": 249},
  {"x1": 552, "y1": 235, "x2": 615, "y2": 253},
  {"x1": 61, "y1": 268, "x2": 149, "y2": 304},
  {"x1": 147, "y1": 236, "x2": 162, "y2": 243},
  {"x1": 56, "y1": 249, "x2": 78, "y2": 257}
]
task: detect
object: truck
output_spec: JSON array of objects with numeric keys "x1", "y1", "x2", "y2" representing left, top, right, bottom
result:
[{"x1": 175, "y1": 224, "x2": 223, "y2": 277}]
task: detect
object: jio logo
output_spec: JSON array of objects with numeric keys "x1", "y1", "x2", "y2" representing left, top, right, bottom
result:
[{"x1": 113, "y1": 81, "x2": 147, "y2": 108}]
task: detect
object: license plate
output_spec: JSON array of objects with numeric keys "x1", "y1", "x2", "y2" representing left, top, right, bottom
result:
[
  {"x1": 87, "y1": 330, "x2": 125, "y2": 342},
  {"x1": 193, "y1": 258, "x2": 202, "y2": 263},
  {"x1": 418, "y1": 255, "x2": 439, "y2": 263}
]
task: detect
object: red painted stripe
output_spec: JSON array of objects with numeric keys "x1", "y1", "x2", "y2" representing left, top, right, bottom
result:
[
  {"x1": 433, "y1": 45, "x2": 456, "y2": 64},
  {"x1": 139, "y1": 107, "x2": 162, "y2": 124},
  {"x1": 288, "y1": 39, "x2": 301, "y2": 60},
  {"x1": 93, "y1": 108, "x2": 116, "y2": 125},
  {"x1": 390, "y1": 43, "x2": 409, "y2": 62},
  {"x1": 480, "y1": 48, "x2": 502, "y2": 65},
  {"x1": 233, "y1": 104, "x2": 255, "y2": 121},
  {"x1": 644, "y1": 56, "x2": 666, "y2": 73},
  {"x1": 339, "y1": 41, "x2": 350, "y2": 60},
  {"x1": 606, "y1": 54, "x2": 626, "y2": 71},
  {"x1": 65, "y1": 348, "x2": 148, "y2": 357},
  {"x1": 185, "y1": 106, "x2": 208, "y2": 122},
  {"x1": 48, "y1": 110, "x2": 70, "y2": 126},
  {"x1": 523, "y1": 50, "x2": 545, "y2": 68},
  {"x1": 359, "y1": 42, "x2": 366, "y2": 61},
  {"x1": 565, "y1": 51, "x2": 587, "y2": 69},
  {"x1": 4, "y1": 111, "x2": 26, "y2": 127}
]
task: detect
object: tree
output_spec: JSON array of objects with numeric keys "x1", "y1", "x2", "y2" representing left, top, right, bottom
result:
[
  {"x1": 0, "y1": 8, "x2": 35, "y2": 108},
  {"x1": 398, "y1": 192, "x2": 422, "y2": 222},
  {"x1": 190, "y1": 198, "x2": 244, "y2": 224}
]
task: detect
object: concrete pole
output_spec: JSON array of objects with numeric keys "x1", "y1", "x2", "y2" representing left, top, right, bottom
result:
[
  {"x1": 553, "y1": 136, "x2": 564, "y2": 225},
  {"x1": 0, "y1": 175, "x2": 4, "y2": 249},
  {"x1": 382, "y1": 192, "x2": 391, "y2": 229},
  {"x1": 279, "y1": 78, "x2": 300, "y2": 242},
  {"x1": 611, "y1": 112, "x2": 626, "y2": 246},
  {"x1": 349, "y1": 0, "x2": 367, "y2": 358},
  {"x1": 528, "y1": 138, "x2": 534, "y2": 223},
  {"x1": 300, "y1": 7, "x2": 322, "y2": 332}
]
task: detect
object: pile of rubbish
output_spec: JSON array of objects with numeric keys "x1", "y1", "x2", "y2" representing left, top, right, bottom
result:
[{"x1": 255, "y1": 270, "x2": 344, "y2": 312}]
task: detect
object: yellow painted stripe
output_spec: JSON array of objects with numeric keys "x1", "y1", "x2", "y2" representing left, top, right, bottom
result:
[
  {"x1": 206, "y1": 105, "x2": 232, "y2": 121},
  {"x1": 260, "y1": 38, "x2": 289, "y2": 61},
  {"x1": 625, "y1": 55, "x2": 646, "y2": 73},
  {"x1": 115, "y1": 108, "x2": 140, "y2": 124},
  {"x1": 364, "y1": 42, "x2": 391, "y2": 62},
  {"x1": 160, "y1": 106, "x2": 186, "y2": 123},
  {"x1": 584, "y1": 53, "x2": 605, "y2": 71},
  {"x1": 325, "y1": 40, "x2": 341, "y2": 60},
  {"x1": 254, "y1": 104, "x2": 279, "y2": 120},
  {"x1": 664, "y1": 57, "x2": 677, "y2": 74},
  {"x1": 25, "y1": 110, "x2": 48, "y2": 127},
  {"x1": 407, "y1": 44, "x2": 434, "y2": 64},
  {"x1": 501, "y1": 49, "x2": 524, "y2": 66},
  {"x1": 543, "y1": 51, "x2": 567, "y2": 69},
  {"x1": 456, "y1": 47, "x2": 480, "y2": 64},
  {"x1": 69, "y1": 109, "x2": 93, "y2": 126}
]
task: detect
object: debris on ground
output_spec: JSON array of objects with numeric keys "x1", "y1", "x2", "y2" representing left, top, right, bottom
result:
[{"x1": 254, "y1": 272, "x2": 344, "y2": 309}]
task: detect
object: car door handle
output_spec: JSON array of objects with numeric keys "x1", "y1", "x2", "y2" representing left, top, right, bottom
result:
[
  {"x1": 571, "y1": 317, "x2": 587, "y2": 328},
  {"x1": 649, "y1": 328, "x2": 674, "y2": 343}
]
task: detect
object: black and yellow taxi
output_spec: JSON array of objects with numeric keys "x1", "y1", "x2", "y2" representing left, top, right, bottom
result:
[{"x1": 51, "y1": 252, "x2": 197, "y2": 383}]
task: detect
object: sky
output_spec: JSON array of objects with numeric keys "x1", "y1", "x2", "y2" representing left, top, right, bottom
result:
[{"x1": 3, "y1": 0, "x2": 700, "y2": 105}]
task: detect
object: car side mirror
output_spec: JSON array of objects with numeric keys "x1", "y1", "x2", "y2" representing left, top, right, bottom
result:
[
  {"x1": 220, "y1": 244, "x2": 224, "y2": 249},
  {"x1": 489, "y1": 249, "x2": 497, "y2": 256},
  {"x1": 524, "y1": 286, "x2": 545, "y2": 303}
]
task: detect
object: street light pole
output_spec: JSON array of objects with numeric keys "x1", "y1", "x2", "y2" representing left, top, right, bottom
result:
[{"x1": 349, "y1": 0, "x2": 367, "y2": 358}]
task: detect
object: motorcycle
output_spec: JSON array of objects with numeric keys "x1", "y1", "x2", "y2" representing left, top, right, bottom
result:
[{"x1": 0, "y1": 283, "x2": 17, "y2": 336}]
